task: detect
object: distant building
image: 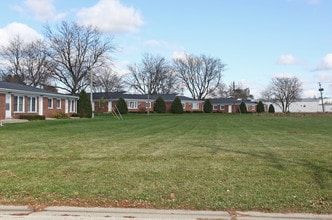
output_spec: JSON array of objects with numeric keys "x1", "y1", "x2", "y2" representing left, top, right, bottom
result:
[{"x1": 265, "y1": 98, "x2": 332, "y2": 113}]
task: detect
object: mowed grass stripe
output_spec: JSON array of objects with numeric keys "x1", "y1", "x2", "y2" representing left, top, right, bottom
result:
[{"x1": 0, "y1": 114, "x2": 331, "y2": 213}]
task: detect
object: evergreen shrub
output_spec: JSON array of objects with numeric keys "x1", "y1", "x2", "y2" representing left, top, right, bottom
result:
[
  {"x1": 268, "y1": 104, "x2": 275, "y2": 113},
  {"x1": 154, "y1": 96, "x2": 166, "y2": 113},
  {"x1": 171, "y1": 96, "x2": 183, "y2": 114},
  {"x1": 203, "y1": 99, "x2": 213, "y2": 113},
  {"x1": 77, "y1": 90, "x2": 92, "y2": 118},
  {"x1": 116, "y1": 98, "x2": 128, "y2": 114},
  {"x1": 256, "y1": 101, "x2": 265, "y2": 113},
  {"x1": 240, "y1": 101, "x2": 248, "y2": 113}
]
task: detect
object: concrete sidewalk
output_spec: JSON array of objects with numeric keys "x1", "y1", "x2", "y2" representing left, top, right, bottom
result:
[{"x1": 0, "y1": 206, "x2": 331, "y2": 220}]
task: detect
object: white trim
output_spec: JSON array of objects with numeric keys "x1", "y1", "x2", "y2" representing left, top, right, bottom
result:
[
  {"x1": 39, "y1": 96, "x2": 43, "y2": 115},
  {"x1": 5, "y1": 93, "x2": 11, "y2": 118}
]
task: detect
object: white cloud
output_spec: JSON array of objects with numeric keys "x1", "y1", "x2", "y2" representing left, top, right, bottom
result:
[
  {"x1": 76, "y1": 0, "x2": 143, "y2": 33},
  {"x1": 0, "y1": 22, "x2": 43, "y2": 46},
  {"x1": 277, "y1": 54, "x2": 298, "y2": 65},
  {"x1": 314, "y1": 54, "x2": 332, "y2": 71},
  {"x1": 274, "y1": 72, "x2": 297, "y2": 78},
  {"x1": 17, "y1": 0, "x2": 66, "y2": 22}
]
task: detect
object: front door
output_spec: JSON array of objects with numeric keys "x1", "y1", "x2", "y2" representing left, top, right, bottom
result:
[
  {"x1": 5, "y1": 94, "x2": 11, "y2": 118},
  {"x1": 228, "y1": 105, "x2": 232, "y2": 113}
]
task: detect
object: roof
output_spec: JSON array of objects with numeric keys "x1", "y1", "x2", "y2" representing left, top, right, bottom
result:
[
  {"x1": 210, "y1": 98, "x2": 257, "y2": 105},
  {"x1": 0, "y1": 81, "x2": 78, "y2": 98},
  {"x1": 90, "y1": 92, "x2": 197, "y2": 102}
]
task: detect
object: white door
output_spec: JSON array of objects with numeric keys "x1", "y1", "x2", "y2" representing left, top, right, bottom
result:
[
  {"x1": 108, "y1": 101, "x2": 112, "y2": 112},
  {"x1": 5, "y1": 94, "x2": 11, "y2": 118},
  {"x1": 228, "y1": 105, "x2": 232, "y2": 113}
]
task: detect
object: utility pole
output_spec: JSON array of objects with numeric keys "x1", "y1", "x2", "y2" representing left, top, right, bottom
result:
[
  {"x1": 318, "y1": 82, "x2": 325, "y2": 113},
  {"x1": 90, "y1": 68, "x2": 95, "y2": 118}
]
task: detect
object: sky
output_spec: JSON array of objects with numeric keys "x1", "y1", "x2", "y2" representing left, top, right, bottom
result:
[{"x1": 0, "y1": 0, "x2": 331, "y2": 98}]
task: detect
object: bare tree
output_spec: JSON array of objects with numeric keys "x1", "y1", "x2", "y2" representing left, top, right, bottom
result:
[
  {"x1": 23, "y1": 40, "x2": 55, "y2": 87},
  {"x1": 228, "y1": 81, "x2": 253, "y2": 99},
  {"x1": 44, "y1": 21, "x2": 114, "y2": 94},
  {"x1": 173, "y1": 54, "x2": 225, "y2": 100},
  {"x1": 127, "y1": 53, "x2": 179, "y2": 94},
  {"x1": 94, "y1": 65, "x2": 124, "y2": 92},
  {"x1": 0, "y1": 36, "x2": 25, "y2": 84},
  {"x1": 0, "y1": 36, "x2": 53, "y2": 87},
  {"x1": 263, "y1": 77, "x2": 302, "y2": 113}
]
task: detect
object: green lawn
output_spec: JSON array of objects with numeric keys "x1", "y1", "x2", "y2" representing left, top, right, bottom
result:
[{"x1": 0, "y1": 114, "x2": 331, "y2": 213}]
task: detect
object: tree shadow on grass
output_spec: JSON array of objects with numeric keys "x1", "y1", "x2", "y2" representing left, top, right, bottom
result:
[{"x1": 193, "y1": 143, "x2": 332, "y2": 190}]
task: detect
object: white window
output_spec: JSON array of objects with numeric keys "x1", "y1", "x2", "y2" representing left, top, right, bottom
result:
[
  {"x1": 192, "y1": 102, "x2": 199, "y2": 110},
  {"x1": 14, "y1": 96, "x2": 24, "y2": 112},
  {"x1": 146, "y1": 101, "x2": 151, "y2": 109},
  {"x1": 48, "y1": 98, "x2": 53, "y2": 109},
  {"x1": 69, "y1": 100, "x2": 75, "y2": 112},
  {"x1": 57, "y1": 99, "x2": 61, "y2": 109},
  {"x1": 220, "y1": 105, "x2": 225, "y2": 110},
  {"x1": 27, "y1": 97, "x2": 36, "y2": 112},
  {"x1": 213, "y1": 105, "x2": 218, "y2": 110},
  {"x1": 128, "y1": 101, "x2": 137, "y2": 109}
]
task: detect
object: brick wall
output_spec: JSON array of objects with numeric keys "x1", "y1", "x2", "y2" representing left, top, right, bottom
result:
[{"x1": 0, "y1": 94, "x2": 5, "y2": 120}]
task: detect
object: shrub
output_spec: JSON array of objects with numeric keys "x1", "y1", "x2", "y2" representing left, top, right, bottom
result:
[
  {"x1": 154, "y1": 96, "x2": 166, "y2": 113},
  {"x1": 70, "y1": 113, "x2": 79, "y2": 117},
  {"x1": 77, "y1": 90, "x2": 92, "y2": 118},
  {"x1": 268, "y1": 104, "x2": 275, "y2": 113},
  {"x1": 239, "y1": 101, "x2": 248, "y2": 113},
  {"x1": 203, "y1": 99, "x2": 213, "y2": 113},
  {"x1": 256, "y1": 101, "x2": 265, "y2": 113},
  {"x1": 19, "y1": 114, "x2": 45, "y2": 120},
  {"x1": 171, "y1": 96, "x2": 183, "y2": 114},
  {"x1": 51, "y1": 112, "x2": 70, "y2": 119},
  {"x1": 116, "y1": 97, "x2": 128, "y2": 114}
]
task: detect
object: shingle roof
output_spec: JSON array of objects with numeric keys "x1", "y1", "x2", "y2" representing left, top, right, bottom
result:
[
  {"x1": 210, "y1": 98, "x2": 257, "y2": 105},
  {"x1": 91, "y1": 92, "x2": 197, "y2": 102},
  {"x1": 0, "y1": 81, "x2": 77, "y2": 98}
]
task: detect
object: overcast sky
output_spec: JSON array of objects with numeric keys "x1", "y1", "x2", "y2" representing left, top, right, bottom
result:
[{"x1": 0, "y1": 0, "x2": 331, "y2": 98}]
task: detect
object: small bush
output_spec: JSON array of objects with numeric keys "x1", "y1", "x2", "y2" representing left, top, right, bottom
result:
[
  {"x1": 51, "y1": 112, "x2": 70, "y2": 119},
  {"x1": 239, "y1": 101, "x2": 248, "y2": 113},
  {"x1": 19, "y1": 114, "x2": 45, "y2": 120},
  {"x1": 171, "y1": 96, "x2": 183, "y2": 114},
  {"x1": 154, "y1": 96, "x2": 166, "y2": 113},
  {"x1": 268, "y1": 104, "x2": 275, "y2": 113},
  {"x1": 203, "y1": 99, "x2": 213, "y2": 113},
  {"x1": 116, "y1": 97, "x2": 128, "y2": 114},
  {"x1": 256, "y1": 101, "x2": 265, "y2": 113},
  {"x1": 71, "y1": 113, "x2": 79, "y2": 117}
]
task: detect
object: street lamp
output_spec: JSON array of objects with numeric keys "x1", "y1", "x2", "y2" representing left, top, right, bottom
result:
[{"x1": 318, "y1": 82, "x2": 325, "y2": 113}]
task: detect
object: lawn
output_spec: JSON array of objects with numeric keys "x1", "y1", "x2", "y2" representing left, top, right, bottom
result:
[{"x1": 0, "y1": 113, "x2": 331, "y2": 213}]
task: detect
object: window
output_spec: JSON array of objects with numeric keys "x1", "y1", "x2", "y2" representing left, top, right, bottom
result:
[
  {"x1": 220, "y1": 105, "x2": 225, "y2": 110},
  {"x1": 69, "y1": 100, "x2": 75, "y2": 112},
  {"x1": 192, "y1": 102, "x2": 199, "y2": 110},
  {"x1": 48, "y1": 98, "x2": 53, "y2": 109},
  {"x1": 14, "y1": 96, "x2": 24, "y2": 112},
  {"x1": 146, "y1": 101, "x2": 151, "y2": 109},
  {"x1": 213, "y1": 105, "x2": 218, "y2": 110},
  {"x1": 128, "y1": 101, "x2": 137, "y2": 109},
  {"x1": 27, "y1": 97, "x2": 36, "y2": 112},
  {"x1": 57, "y1": 99, "x2": 61, "y2": 109}
]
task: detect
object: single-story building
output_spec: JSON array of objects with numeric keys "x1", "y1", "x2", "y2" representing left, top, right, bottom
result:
[
  {"x1": 91, "y1": 92, "x2": 261, "y2": 114},
  {"x1": 90, "y1": 92, "x2": 204, "y2": 113},
  {"x1": 0, "y1": 81, "x2": 78, "y2": 120},
  {"x1": 210, "y1": 98, "x2": 258, "y2": 113}
]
